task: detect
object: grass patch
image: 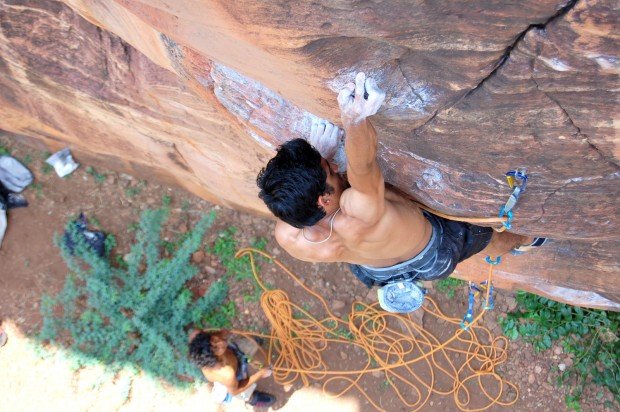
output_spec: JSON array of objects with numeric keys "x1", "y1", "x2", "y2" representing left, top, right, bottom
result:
[
  {"x1": 209, "y1": 226, "x2": 269, "y2": 304},
  {"x1": 435, "y1": 277, "x2": 465, "y2": 299},
  {"x1": 20, "y1": 153, "x2": 33, "y2": 166},
  {"x1": 499, "y1": 291, "x2": 619, "y2": 411},
  {"x1": 85, "y1": 166, "x2": 106, "y2": 184},
  {"x1": 124, "y1": 181, "x2": 145, "y2": 198},
  {"x1": 30, "y1": 182, "x2": 43, "y2": 198},
  {"x1": 0, "y1": 144, "x2": 11, "y2": 156}
]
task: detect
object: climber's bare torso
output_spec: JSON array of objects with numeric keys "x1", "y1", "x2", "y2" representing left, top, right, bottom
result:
[{"x1": 275, "y1": 184, "x2": 432, "y2": 267}]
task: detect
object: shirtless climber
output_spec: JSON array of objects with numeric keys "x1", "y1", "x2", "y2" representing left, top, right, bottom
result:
[{"x1": 256, "y1": 72, "x2": 546, "y2": 313}]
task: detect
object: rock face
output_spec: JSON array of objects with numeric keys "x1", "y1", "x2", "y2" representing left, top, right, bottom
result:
[{"x1": 0, "y1": 0, "x2": 618, "y2": 309}]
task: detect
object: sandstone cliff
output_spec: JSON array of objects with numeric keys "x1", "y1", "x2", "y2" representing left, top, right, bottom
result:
[{"x1": 0, "y1": 0, "x2": 618, "y2": 309}]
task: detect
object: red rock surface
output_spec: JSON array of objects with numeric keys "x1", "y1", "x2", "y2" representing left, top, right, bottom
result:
[{"x1": 0, "y1": 0, "x2": 618, "y2": 309}]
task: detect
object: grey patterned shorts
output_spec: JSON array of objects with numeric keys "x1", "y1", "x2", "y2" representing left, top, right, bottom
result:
[{"x1": 348, "y1": 212, "x2": 494, "y2": 288}]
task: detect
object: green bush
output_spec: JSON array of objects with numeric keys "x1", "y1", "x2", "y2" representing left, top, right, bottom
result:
[
  {"x1": 39, "y1": 207, "x2": 229, "y2": 386},
  {"x1": 500, "y1": 291, "x2": 619, "y2": 410}
]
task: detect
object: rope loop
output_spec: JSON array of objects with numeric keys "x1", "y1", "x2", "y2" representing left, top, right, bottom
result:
[{"x1": 232, "y1": 248, "x2": 518, "y2": 411}]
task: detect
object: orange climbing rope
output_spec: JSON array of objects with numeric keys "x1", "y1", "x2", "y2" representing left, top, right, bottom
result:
[{"x1": 230, "y1": 248, "x2": 519, "y2": 411}]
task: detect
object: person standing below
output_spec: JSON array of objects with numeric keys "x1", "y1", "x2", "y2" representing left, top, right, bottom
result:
[{"x1": 189, "y1": 329, "x2": 276, "y2": 408}]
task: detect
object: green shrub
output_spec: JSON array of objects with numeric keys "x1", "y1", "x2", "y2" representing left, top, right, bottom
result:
[
  {"x1": 85, "y1": 166, "x2": 106, "y2": 183},
  {"x1": 500, "y1": 291, "x2": 619, "y2": 410},
  {"x1": 39, "y1": 207, "x2": 229, "y2": 386}
]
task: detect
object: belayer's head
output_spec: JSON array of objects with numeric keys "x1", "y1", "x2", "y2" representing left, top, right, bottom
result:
[
  {"x1": 257, "y1": 138, "x2": 345, "y2": 228},
  {"x1": 188, "y1": 330, "x2": 228, "y2": 367}
]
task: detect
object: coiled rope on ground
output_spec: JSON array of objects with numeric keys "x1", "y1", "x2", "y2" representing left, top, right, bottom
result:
[{"x1": 232, "y1": 248, "x2": 518, "y2": 411}]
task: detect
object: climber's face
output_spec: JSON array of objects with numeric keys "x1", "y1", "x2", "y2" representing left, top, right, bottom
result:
[{"x1": 319, "y1": 158, "x2": 347, "y2": 214}]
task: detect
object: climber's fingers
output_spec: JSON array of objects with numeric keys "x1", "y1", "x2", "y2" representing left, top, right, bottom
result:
[
  {"x1": 310, "y1": 122, "x2": 318, "y2": 140},
  {"x1": 323, "y1": 122, "x2": 334, "y2": 139},
  {"x1": 365, "y1": 77, "x2": 386, "y2": 114},
  {"x1": 338, "y1": 83, "x2": 355, "y2": 108},
  {"x1": 315, "y1": 122, "x2": 326, "y2": 137},
  {"x1": 330, "y1": 123, "x2": 340, "y2": 141},
  {"x1": 354, "y1": 72, "x2": 366, "y2": 102}
]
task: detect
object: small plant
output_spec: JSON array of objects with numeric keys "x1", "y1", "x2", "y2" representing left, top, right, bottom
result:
[
  {"x1": 125, "y1": 181, "x2": 145, "y2": 198},
  {"x1": 0, "y1": 144, "x2": 10, "y2": 156},
  {"x1": 499, "y1": 291, "x2": 619, "y2": 411},
  {"x1": 381, "y1": 378, "x2": 392, "y2": 390},
  {"x1": 85, "y1": 166, "x2": 106, "y2": 184},
  {"x1": 162, "y1": 194, "x2": 172, "y2": 208},
  {"x1": 30, "y1": 182, "x2": 43, "y2": 198},
  {"x1": 20, "y1": 153, "x2": 33, "y2": 166},
  {"x1": 39, "y1": 207, "x2": 231, "y2": 386},
  {"x1": 40, "y1": 151, "x2": 53, "y2": 174},
  {"x1": 41, "y1": 163, "x2": 54, "y2": 175},
  {"x1": 89, "y1": 215, "x2": 101, "y2": 228},
  {"x1": 210, "y1": 227, "x2": 268, "y2": 282},
  {"x1": 210, "y1": 227, "x2": 269, "y2": 310},
  {"x1": 436, "y1": 277, "x2": 465, "y2": 299}
]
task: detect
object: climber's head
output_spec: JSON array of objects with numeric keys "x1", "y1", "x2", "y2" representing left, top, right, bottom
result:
[{"x1": 257, "y1": 138, "x2": 345, "y2": 228}]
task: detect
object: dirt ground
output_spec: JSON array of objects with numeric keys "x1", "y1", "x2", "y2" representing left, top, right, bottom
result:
[{"x1": 0, "y1": 134, "x2": 615, "y2": 412}]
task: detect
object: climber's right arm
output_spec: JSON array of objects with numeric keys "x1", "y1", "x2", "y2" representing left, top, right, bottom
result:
[{"x1": 337, "y1": 72, "x2": 387, "y2": 224}]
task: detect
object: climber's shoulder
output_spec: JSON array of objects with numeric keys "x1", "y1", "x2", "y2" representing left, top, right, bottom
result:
[
  {"x1": 274, "y1": 220, "x2": 298, "y2": 245},
  {"x1": 273, "y1": 221, "x2": 319, "y2": 262}
]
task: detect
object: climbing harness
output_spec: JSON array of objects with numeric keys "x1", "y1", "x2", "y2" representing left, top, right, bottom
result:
[
  {"x1": 228, "y1": 248, "x2": 518, "y2": 412},
  {"x1": 498, "y1": 169, "x2": 528, "y2": 230}
]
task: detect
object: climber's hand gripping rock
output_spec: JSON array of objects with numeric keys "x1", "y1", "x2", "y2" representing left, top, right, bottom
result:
[
  {"x1": 309, "y1": 120, "x2": 343, "y2": 161},
  {"x1": 337, "y1": 72, "x2": 386, "y2": 126}
]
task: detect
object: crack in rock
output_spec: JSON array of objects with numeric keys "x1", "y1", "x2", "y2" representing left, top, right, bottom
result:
[
  {"x1": 531, "y1": 76, "x2": 619, "y2": 168},
  {"x1": 463, "y1": 0, "x2": 579, "y2": 100},
  {"x1": 413, "y1": 0, "x2": 580, "y2": 134},
  {"x1": 394, "y1": 57, "x2": 425, "y2": 103}
]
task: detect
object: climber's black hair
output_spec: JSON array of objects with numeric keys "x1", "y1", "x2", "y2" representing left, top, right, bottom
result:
[
  {"x1": 257, "y1": 138, "x2": 329, "y2": 228},
  {"x1": 188, "y1": 331, "x2": 218, "y2": 368}
]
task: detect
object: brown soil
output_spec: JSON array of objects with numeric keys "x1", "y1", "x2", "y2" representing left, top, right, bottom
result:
[{"x1": 0, "y1": 134, "x2": 615, "y2": 412}]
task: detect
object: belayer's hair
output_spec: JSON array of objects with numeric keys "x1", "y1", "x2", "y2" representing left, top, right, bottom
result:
[
  {"x1": 257, "y1": 138, "x2": 328, "y2": 228},
  {"x1": 188, "y1": 331, "x2": 218, "y2": 368}
]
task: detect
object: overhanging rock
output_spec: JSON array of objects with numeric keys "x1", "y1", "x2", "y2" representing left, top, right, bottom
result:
[{"x1": 0, "y1": 0, "x2": 618, "y2": 309}]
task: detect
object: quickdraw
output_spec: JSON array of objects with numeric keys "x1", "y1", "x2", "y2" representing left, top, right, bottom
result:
[
  {"x1": 498, "y1": 169, "x2": 528, "y2": 230},
  {"x1": 460, "y1": 282, "x2": 479, "y2": 330},
  {"x1": 460, "y1": 261, "x2": 497, "y2": 330}
]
